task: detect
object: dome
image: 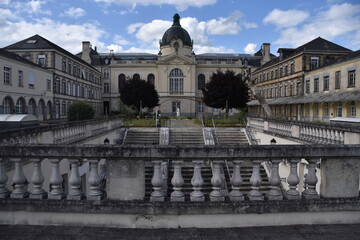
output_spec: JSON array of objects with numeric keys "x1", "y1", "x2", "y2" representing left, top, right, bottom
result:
[{"x1": 160, "y1": 14, "x2": 193, "y2": 47}]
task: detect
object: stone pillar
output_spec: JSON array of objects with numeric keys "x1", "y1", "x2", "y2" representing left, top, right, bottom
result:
[
  {"x1": 10, "y1": 158, "x2": 29, "y2": 199},
  {"x1": 171, "y1": 160, "x2": 184, "y2": 202},
  {"x1": 48, "y1": 158, "x2": 65, "y2": 200},
  {"x1": 210, "y1": 160, "x2": 225, "y2": 202},
  {"x1": 229, "y1": 160, "x2": 244, "y2": 201},
  {"x1": 285, "y1": 159, "x2": 301, "y2": 200},
  {"x1": 267, "y1": 159, "x2": 283, "y2": 200},
  {"x1": 190, "y1": 160, "x2": 204, "y2": 202},
  {"x1": 302, "y1": 158, "x2": 320, "y2": 199},
  {"x1": 248, "y1": 160, "x2": 264, "y2": 201},
  {"x1": 150, "y1": 160, "x2": 165, "y2": 202},
  {"x1": 320, "y1": 158, "x2": 360, "y2": 198},
  {"x1": 87, "y1": 159, "x2": 103, "y2": 201},
  {"x1": 0, "y1": 158, "x2": 10, "y2": 198},
  {"x1": 30, "y1": 158, "x2": 47, "y2": 199},
  {"x1": 106, "y1": 159, "x2": 145, "y2": 201}
]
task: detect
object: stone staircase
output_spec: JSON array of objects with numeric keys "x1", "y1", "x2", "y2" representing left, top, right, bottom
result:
[
  {"x1": 169, "y1": 128, "x2": 204, "y2": 145},
  {"x1": 123, "y1": 128, "x2": 159, "y2": 145},
  {"x1": 213, "y1": 128, "x2": 249, "y2": 145}
]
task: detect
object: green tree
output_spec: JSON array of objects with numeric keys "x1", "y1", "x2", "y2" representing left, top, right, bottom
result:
[
  {"x1": 120, "y1": 78, "x2": 159, "y2": 117},
  {"x1": 67, "y1": 101, "x2": 94, "y2": 121},
  {"x1": 202, "y1": 70, "x2": 249, "y2": 118}
]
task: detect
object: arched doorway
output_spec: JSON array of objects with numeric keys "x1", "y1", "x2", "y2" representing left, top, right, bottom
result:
[
  {"x1": 15, "y1": 97, "x2": 26, "y2": 114},
  {"x1": 2, "y1": 96, "x2": 14, "y2": 114}
]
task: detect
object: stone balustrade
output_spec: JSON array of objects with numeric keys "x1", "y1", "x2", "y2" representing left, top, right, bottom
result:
[
  {"x1": 0, "y1": 144, "x2": 359, "y2": 202},
  {"x1": 1, "y1": 117, "x2": 122, "y2": 144},
  {"x1": 248, "y1": 117, "x2": 360, "y2": 144}
]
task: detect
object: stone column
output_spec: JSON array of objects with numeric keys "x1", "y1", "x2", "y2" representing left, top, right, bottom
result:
[
  {"x1": 67, "y1": 159, "x2": 84, "y2": 200},
  {"x1": 210, "y1": 160, "x2": 224, "y2": 202},
  {"x1": 87, "y1": 159, "x2": 103, "y2": 201},
  {"x1": 190, "y1": 160, "x2": 204, "y2": 202},
  {"x1": 30, "y1": 158, "x2": 47, "y2": 199},
  {"x1": 0, "y1": 157, "x2": 10, "y2": 198},
  {"x1": 171, "y1": 160, "x2": 184, "y2": 202},
  {"x1": 10, "y1": 158, "x2": 29, "y2": 199},
  {"x1": 48, "y1": 158, "x2": 65, "y2": 200},
  {"x1": 285, "y1": 159, "x2": 301, "y2": 200},
  {"x1": 150, "y1": 160, "x2": 165, "y2": 201},
  {"x1": 267, "y1": 159, "x2": 283, "y2": 200},
  {"x1": 229, "y1": 160, "x2": 244, "y2": 201},
  {"x1": 248, "y1": 160, "x2": 264, "y2": 201},
  {"x1": 302, "y1": 158, "x2": 320, "y2": 199}
]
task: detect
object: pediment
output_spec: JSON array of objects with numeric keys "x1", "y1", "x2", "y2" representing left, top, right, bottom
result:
[{"x1": 158, "y1": 53, "x2": 195, "y2": 65}]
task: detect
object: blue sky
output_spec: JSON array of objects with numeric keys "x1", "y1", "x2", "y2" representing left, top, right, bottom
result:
[{"x1": 0, "y1": 0, "x2": 359, "y2": 55}]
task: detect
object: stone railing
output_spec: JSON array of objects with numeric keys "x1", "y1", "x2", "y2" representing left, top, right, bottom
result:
[
  {"x1": 0, "y1": 144, "x2": 359, "y2": 202},
  {"x1": 248, "y1": 117, "x2": 360, "y2": 144},
  {"x1": 0, "y1": 117, "x2": 123, "y2": 144}
]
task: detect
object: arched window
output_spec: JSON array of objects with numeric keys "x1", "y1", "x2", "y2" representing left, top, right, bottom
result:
[
  {"x1": 147, "y1": 74, "x2": 155, "y2": 85},
  {"x1": 198, "y1": 74, "x2": 205, "y2": 90},
  {"x1": 47, "y1": 101, "x2": 52, "y2": 117},
  {"x1": 55, "y1": 77, "x2": 60, "y2": 93},
  {"x1": 349, "y1": 101, "x2": 356, "y2": 117},
  {"x1": 336, "y1": 102, "x2": 342, "y2": 117},
  {"x1": 38, "y1": 99, "x2": 45, "y2": 115},
  {"x1": 118, "y1": 74, "x2": 126, "y2": 92},
  {"x1": 133, "y1": 73, "x2": 140, "y2": 80},
  {"x1": 2, "y1": 97, "x2": 13, "y2": 114},
  {"x1": 28, "y1": 98, "x2": 37, "y2": 115},
  {"x1": 169, "y1": 68, "x2": 184, "y2": 94},
  {"x1": 62, "y1": 101, "x2": 66, "y2": 116},
  {"x1": 16, "y1": 98, "x2": 26, "y2": 114}
]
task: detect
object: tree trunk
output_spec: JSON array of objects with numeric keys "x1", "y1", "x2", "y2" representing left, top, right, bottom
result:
[{"x1": 245, "y1": 69, "x2": 273, "y2": 117}]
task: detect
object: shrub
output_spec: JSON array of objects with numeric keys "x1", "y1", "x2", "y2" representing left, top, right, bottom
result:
[{"x1": 67, "y1": 101, "x2": 94, "y2": 121}]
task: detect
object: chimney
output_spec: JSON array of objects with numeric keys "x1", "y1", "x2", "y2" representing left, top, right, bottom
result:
[
  {"x1": 260, "y1": 43, "x2": 271, "y2": 66},
  {"x1": 81, "y1": 41, "x2": 91, "y2": 64}
]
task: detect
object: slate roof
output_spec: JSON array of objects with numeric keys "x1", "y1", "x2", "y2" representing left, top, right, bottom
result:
[
  {"x1": 0, "y1": 48, "x2": 47, "y2": 70},
  {"x1": 160, "y1": 14, "x2": 193, "y2": 47},
  {"x1": 5, "y1": 34, "x2": 98, "y2": 71}
]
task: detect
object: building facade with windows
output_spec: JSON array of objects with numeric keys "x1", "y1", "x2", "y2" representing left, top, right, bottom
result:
[
  {"x1": 80, "y1": 14, "x2": 267, "y2": 116},
  {"x1": 248, "y1": 37, "x2": 353, "y2": 121},
  {"x1": 4, "y1": 35, "x2": 102, "y2": 119},
  {"x1": 302, "y1": 50, "x2": 359, "y2": 122},
  {"x1": 0, "y1": 48, "x2": 53, "y2": 120}
]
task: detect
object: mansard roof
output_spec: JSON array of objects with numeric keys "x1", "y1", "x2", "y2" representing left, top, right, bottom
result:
[
  {"x1": 5, "y1": 34, "x2": 98, "y2": 71},
  {"x1": 0, "y1": 48, "x2": 47, "y2": 70}
]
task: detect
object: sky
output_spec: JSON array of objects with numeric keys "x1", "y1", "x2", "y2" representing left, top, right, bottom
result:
[{"x1": 0, "y1": 0, "x2": 359, "y2": 56}]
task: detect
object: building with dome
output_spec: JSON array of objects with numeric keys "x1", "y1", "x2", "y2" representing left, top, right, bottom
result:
[{"x1": 80, "y1": 13, "x2": 267, "y2": 117}]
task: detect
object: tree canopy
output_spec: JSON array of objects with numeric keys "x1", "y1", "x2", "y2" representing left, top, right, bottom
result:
[
  {"x1": 202, "y1": 70, "x2": 249, "y2": 118},
  {"x1": 67, "y1": 101, "x2": 94, "y2": 121},
  {"x1": 120, "y1": 78, "x2": 159, "y2": 116}
]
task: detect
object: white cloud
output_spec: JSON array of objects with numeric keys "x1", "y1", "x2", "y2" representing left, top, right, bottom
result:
[
  {"x1": 244, "y1": 43, "x2": 257, "y2": 54},
  {"x1": 127, "y1": 22, "x2": 145, "y2": 34},
  {"x1": 61, "y1": 7, "x2": 86, "y2": 18},
  {"x1": 0, "y1": 8, "x2": 19, "y2": 20},
  {"x1": 0, "y1": 18, "x2": 107, "y2": 53},
  {"x1": 93, "y1": 0, "x2": 217, "y2": 11},
  {"x1": 12, "y1": 0, "x2": 51, "y2": 15},
  {"x1": 206, "y1": 11, "x2": 243, "y2": 35},
  {"x1": 271, "y1": 3, "x2": 360, "y2": 48},
  {"x1": 243, "y1": 22, "x2": 258, "y2": 29},
  {"x1": 263, "y1": 9, "x2": 309, "y2": 28},
  {"x1": 194, "y1": 45, "x2": 234, "y2": 54},
  {"x1": 0, "y1": 0, "x2": 10, "y2": 5},
  {"x1": 113, "y1": 34, "x2": 130, "y2": 45}
]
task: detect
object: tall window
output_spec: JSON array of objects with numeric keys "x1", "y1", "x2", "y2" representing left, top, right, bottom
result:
[
  {"x1": 18, "y1": 70, "x2": 23, "y2": 86},
  {"x1": 4, "y1": 67, "x2": 11, "y2": 84},
  {"x1": 336, "y1": 102, "x2": 342, "y2": 117},
  {"x1": 103, "y1": 69, "x2": 109, "y2": 79},
  {"x1": 62, "y1": 101, "x2": 66, "y2": 116},
  {"x1": 147, "y1": 74, "x2": 155, "y2": 85},
  {"x1": 335, "y1": 71, "x2": 341, "y2": 89},
  {"x1": 169, "y1": 68, "x2": 184, "y2": 94},
  {"x1": 16, "y1": 98, "x2": 25, "y2": 114},
  {"x1": 62, "y1": 59, "x2": 67, "y2": 72},
  {"x1": 284, "y1": 65, "x2": 288, "y2": 76},
  {"x1": 290, "y1": 62, "x2": 295, "y2": 74},
  {"x1": 314, "y1": 78, "x2": 319, "y2": 92},
  {"x1": 290, "y1": 83, "x2": 294, "y2": 96},
  {"x1": 118, "y1": 74, "x2": 126, "y2": 92},
  {"x1": 324, "y1": 103, "x2": 330, "y2": 117},
  {"x1": 172, "y1": 101, "x2": 181, "y2": 113},
  {"x1": 305, "y1": 104, "x2": 310, "y2": 116},
  {"x1": 198, "y1": 74, "x2": 205, "y2": 90},
  {"x1": 305, "y1": 80, "x2": 310, "y2": 93},
  {"x1": 271, "y1": 71, "x2": 274, "y2": 80},
  {"x1": 275, "y1": 68, "x2": 278, "y2": 78},
  {"x1": 104, "y1": 82, "x2": 109, "y2": 93},
  {"x1": 28, "y1": 72, "x2": 34, "y2": 88},
  {"x1": 311, "y1": 57, "x2": 319, "y2": 70},
  {"x1": 284, "y1": 85, "x2": 287, "y2": 97},
  {"x1": 349, "y1": 102, "x2": 356, "y2": 117},
  {"x1": 323, "y1": 76, "x2": 329, "y2": 91},
  {"x1": 279, "y1": 66, "x2": 283, "y2": 78},
  {"x1": 38, "y1": 55, "x2": 46, "y2": 67},
  {"x1": 348, "y1": 70, "x2": 356, "y2": 87},
  {"x1": 61, "y1": 80, "x2": 66, "y2": 94},
  {"x1": 314, "y1": 103, "x2": 319, "y2": 117},
  {"x1": 2, "y1": 97, "x2": 12, "y2": 114}
]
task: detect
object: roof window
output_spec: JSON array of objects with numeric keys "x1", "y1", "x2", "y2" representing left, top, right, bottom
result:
[{"x1": 26, "y1": 39, "x2": 37, "y2": 44}]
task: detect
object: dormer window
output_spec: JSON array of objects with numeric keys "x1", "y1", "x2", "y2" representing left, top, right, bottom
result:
[{"x1": 26, "y1": 39, "x2": 37, "y2": 44}]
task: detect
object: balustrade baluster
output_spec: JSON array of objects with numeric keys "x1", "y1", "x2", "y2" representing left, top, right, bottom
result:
[
  {"x1": 334, "y1": 130, "x2": 340, "y2": 144},
  {"x1": 67, "y1": 159, "x2": 84, "y2": 200},
  {"x1": 302, "y1": 158, "x2": 320, "y2": 199},
  {"x1": 285, "y1": 159, "x2": 301, "y2": 200},
  {"x1": 248, "y1": 160, "x2": 264, "y2": 200},
  {"x1": 190, "y1": 160, "x2": 204, "y2": 202},
  {"x1": 267, "y1": 159, "x2": 283, "y2": 200},
  {"x1": 10, "y1": 158, "x2": 29, "y2": 199},
  {"x1": 229, "y1": 160, "x2": 244, "y2": 201},
  {"x1": 150, "y1": 160, "x2": 165, "y2": 201},
  {"x1": 0, "y1": 158, "x2": 10, "y2": 198},
  {"x1": 30, "y1": 158, "x2": 47, "y2": 199},
  {"x1": 171, "y1": 160, "x2": 184, "y2": 202},
  {"x1": 48, "y1": 158, "x2": 65, "y2": 200},
  {"x1": 339, "y1": 131, "x2": 344, "y2": 144},
  {"x1": 330, "y1": 130, "x2": 336, "y2": 144},
  {"x1": 87, "y1": 159, "x2": 103, "y2": 200},
  {"x1": 210, "y1": 160, "x2": 224, "y2": 202}
]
